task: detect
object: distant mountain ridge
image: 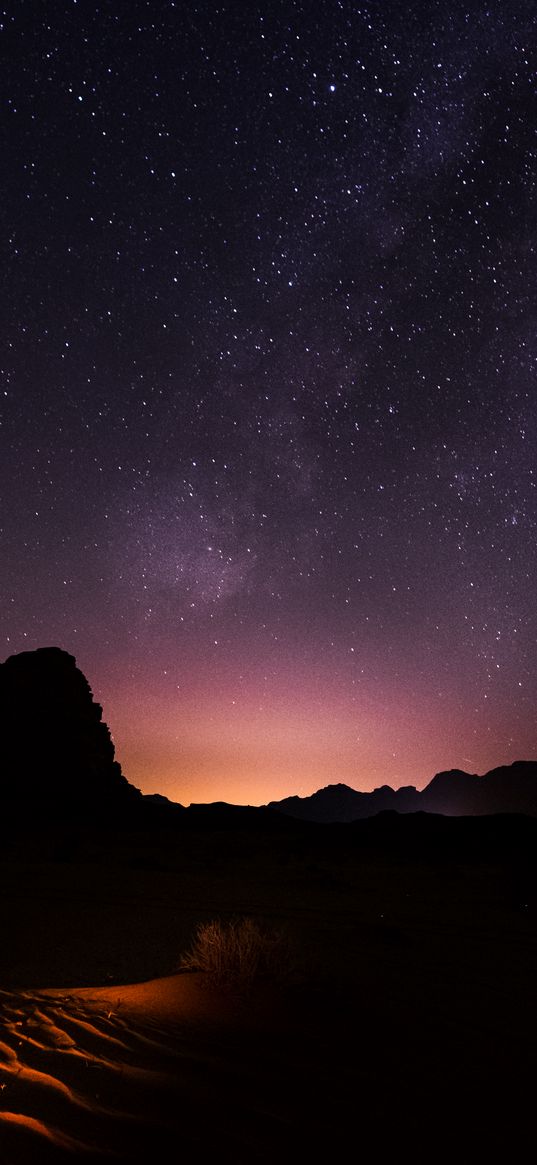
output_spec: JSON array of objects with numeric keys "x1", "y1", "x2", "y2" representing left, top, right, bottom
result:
[{"x1": 268, "y1": 761, "x2": 537, "y2": 821}]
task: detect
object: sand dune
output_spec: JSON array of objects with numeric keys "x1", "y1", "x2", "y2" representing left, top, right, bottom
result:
[
  {"x1": 2, "y1": 962, "x2": 534, "y2": 1163},
  {"x1": 0, "y1": 974, "x2": 353, "y2": 1163},
  {"x1": 0, "y1": 976, "x2": 245, "y2": 1161}
]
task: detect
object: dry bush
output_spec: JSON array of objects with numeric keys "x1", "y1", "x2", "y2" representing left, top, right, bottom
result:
[{"x1": 179, "y1": 916, "x2": 290, "y2": 988}]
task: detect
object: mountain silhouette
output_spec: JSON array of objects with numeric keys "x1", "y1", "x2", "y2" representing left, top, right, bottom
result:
[
  {"x1": 2, "y1": 647, "x2": 536, "y2": 826},
  {"x1": 0, "y1": 646, "x2": 141, "y2": 817},
  {"x1": 268, "y1": 761, "x2": 537, "y2": 822}
]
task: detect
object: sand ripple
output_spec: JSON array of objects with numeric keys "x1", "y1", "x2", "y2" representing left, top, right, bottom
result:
[{"x1": 0, "y1": 976, "x2": 329, "y2": 1163}]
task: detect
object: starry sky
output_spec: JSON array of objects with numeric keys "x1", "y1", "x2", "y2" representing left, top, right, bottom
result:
[{"x1": 2, "y1": 0, "x2": 536, "y2": 805}]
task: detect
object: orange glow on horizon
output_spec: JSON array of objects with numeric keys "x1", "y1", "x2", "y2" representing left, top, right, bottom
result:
[{"x1": 96, "y1": 652, "x2": 534, "y2": 807}]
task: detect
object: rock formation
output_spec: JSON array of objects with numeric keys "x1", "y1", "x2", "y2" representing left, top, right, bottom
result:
[{"x1": 0, "y1": 646, "x2": 141, "y2": 816}]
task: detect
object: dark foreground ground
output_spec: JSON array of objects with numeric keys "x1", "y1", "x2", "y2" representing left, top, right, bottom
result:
[{"x1": 0, "y1": 809, "x2": 536, "y2": 1162}]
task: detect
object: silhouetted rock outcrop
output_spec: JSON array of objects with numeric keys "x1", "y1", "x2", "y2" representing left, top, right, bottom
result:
[
  {"x1": 0, "y1": 647, "x2": 141, "y2": 817},
  {"x1": 269, "y1": 760, "x2": 537, "y2": 822}
]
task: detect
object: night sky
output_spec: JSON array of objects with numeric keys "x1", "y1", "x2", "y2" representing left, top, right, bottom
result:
[{"x1": 2, "y1": 1, "x2": 536, "y2": 805}]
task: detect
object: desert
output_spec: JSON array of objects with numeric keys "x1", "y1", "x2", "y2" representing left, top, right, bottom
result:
[{"x1": 1, "y1": 648, "x2": 536, "y2": 1160}]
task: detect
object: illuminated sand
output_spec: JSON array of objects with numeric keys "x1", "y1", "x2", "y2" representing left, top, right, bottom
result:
[
  {"x1": 0, "y1": 974, "x2": 271, "y2": 1161},
  {"x1": 1, "y1": 958, "x2": 534, "y2": 1163},
  {"x1": 0, "y1": 975, "x2": 195, "y2": 1160},
  {"x1": 0, "y1": 974, "x2": 349, "y2": 1163}
]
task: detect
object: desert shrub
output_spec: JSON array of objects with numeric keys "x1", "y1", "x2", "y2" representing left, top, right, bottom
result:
[{"x1": 179, "y1": 916, "x2": 290, "y2": 988}]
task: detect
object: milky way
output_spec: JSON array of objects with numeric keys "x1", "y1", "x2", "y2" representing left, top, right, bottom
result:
[{"x1": 2, "y1": 1, "x2": 536, "y2": 803}]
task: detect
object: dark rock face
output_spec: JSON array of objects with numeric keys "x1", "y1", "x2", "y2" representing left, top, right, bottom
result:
[{"x1": 0, "y1": 647, "x2": 140, "y2": 816}]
